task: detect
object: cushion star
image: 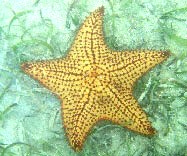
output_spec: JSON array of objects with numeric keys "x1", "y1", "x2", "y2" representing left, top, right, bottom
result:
[{"x1": 21, "y1": 6, "x2": 170, "y2": 151}]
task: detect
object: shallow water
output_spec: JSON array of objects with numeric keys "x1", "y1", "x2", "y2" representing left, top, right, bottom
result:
[{"x1": 0, "y1": 1, "x2": 187, "y2": 156}]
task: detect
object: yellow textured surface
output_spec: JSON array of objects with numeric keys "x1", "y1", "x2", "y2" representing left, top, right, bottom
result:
[{"x1": 21, "y1": 6, "x2": 170, "y2": 151}]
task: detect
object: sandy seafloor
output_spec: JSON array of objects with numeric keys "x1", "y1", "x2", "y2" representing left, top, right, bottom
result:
[{"x1": 0, "y1": 0, "x2": 187, "y2": 156}]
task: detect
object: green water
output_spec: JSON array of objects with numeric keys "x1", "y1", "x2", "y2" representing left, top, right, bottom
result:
[{"x1": 0, "y1": 0, "x2": 187, "y2": 156}]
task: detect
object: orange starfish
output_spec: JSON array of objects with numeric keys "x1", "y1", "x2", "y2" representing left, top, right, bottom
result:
[{"x1": 21, "y1": 6, "x2": 170, "y2": 151}]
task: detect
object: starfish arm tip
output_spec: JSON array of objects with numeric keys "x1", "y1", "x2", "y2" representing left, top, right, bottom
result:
[
  {"x1": 96, "y1": 6, "x2": 104, "y2": 15},
  {"x1": 147, "y1": 126, "x2": 157, "y2": 135},
  {"x1": 21, "y1": 62, "x2": 31, "y2": 73},
  {"x1": 162, "y1": 50, "x2": 171, "y2": 58},
  {"x1": 100, "y1": 5, "x2": 104, "y2": 12}
]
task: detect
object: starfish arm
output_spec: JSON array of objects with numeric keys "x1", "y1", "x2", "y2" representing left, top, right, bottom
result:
[
  {"x1": 101, "y1": 85, "x2": 155, "y2": 135},
  {"x1": 61, "y1": 89, "x2": 101, "y2": 151},
  {"x1": 21, "y1": 59, "x2": 83, "y2": 97},
  {"x1": 107, "y1": 50, "x2": 170, "y2": 87},
  {"x1": 68, "y1": 6, "x2": 108, "y2": 63}
]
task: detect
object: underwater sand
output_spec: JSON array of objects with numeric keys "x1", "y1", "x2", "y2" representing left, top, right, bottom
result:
[{"x1": 0, "y1": 0, "x2": 187, "y2": 155}]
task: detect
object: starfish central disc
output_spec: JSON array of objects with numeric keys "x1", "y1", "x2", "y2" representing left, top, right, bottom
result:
[
  {"x1": 84, "y1": 66, "x2": 99, "y2": 78},
  {"x1": 83, "y1": 65, "x2": 105, "y2": 89}
]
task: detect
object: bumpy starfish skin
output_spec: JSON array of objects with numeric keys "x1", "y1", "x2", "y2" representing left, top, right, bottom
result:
[{"x1": 21, "y1": 7, "x2": 170, "y2": 151}]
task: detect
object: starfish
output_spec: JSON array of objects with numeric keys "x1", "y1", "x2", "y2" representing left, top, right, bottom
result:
[{"x1": 21, "y1": 6, "x2": 170, "y2": 151}]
